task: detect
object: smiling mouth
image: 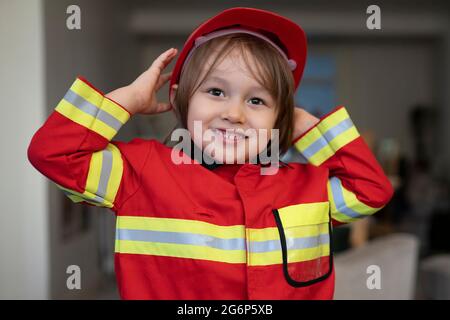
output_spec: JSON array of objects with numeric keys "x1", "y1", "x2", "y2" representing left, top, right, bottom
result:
[{"x1": 211, "y1": 128, "x2": 249, "y2": 143}]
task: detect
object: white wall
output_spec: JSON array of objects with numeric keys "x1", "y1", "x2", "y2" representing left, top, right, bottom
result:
[
  {"x1": 0, "y1": 0, "x2": 49, "y2": 299},
  {"x1": 0, "y1": 0, "x2": 137, "y2": 299},
  {"x1": 44, "y1": 0, "x2": 136, "y2": 299}
]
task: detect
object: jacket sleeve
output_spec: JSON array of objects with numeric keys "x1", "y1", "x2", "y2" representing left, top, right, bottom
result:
[
  {"x1": 292, "y1": 106, "x2": 394, "y2": 226},
  {"x1": 27, "y1": 77, "x2": 151, "y2": 212}
]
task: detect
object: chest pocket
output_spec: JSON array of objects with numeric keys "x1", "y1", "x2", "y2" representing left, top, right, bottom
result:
[{"x1": 272, "y1": 202, "x2": 333, "y2": 287}]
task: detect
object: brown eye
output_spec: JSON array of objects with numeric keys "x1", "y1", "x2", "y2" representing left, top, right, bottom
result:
[
  {"x1": 249, "y1": 97, "x2": 265, "y2": 105},
  {"x1": 207, "y1": 88, "x2": 224, "y2": 97}
]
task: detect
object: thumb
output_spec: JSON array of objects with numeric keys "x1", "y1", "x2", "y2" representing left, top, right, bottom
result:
[
  {"x1": 149, "y1": 102, "x2": 172, "y2": 114},
  {"x1": 155, "y1": 72, "x2": 172, "y2": 91}
]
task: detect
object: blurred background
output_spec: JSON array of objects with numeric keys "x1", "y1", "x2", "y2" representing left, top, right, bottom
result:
[{"x1": 1, "y1": 0, "x2": 449, "y2": 299}]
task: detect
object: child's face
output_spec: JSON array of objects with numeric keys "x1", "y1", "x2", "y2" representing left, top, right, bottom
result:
[{"x1": 187, "y1": 47, "x2": 277, "y2": 164}]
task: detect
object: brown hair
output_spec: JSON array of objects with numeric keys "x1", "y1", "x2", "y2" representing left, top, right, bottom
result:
[{"x1": 170, "y1": 33, "x2": 295, "y2": 155}]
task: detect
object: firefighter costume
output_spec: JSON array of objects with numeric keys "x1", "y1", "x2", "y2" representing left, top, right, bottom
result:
[{"x1": 27, "y1": 7, "x2": 394, "y2": 299}]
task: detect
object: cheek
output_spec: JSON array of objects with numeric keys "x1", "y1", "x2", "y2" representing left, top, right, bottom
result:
[
  {"x1": 250, "y1": 111, "x2": 277, "y2": 135},
  {"x1": 186, "y1": 108, "x2": 195, "y2": 131},
  {"x1": 186, "y1": 101, "x2": 218, "y2": 142},
  {"x1": 186, "y1": 99, "x2": 204, "y2": 128},
  {"x1": 187, "y1": 101, "x2": 220, "y2": 128},
  {"x1": 249, "y1": 111, "x2": 277, "y2": 152}
]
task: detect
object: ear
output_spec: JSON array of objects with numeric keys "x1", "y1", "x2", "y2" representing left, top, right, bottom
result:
[{"x1": 170, "y1": 84, "x2": 178, "y2": 109}]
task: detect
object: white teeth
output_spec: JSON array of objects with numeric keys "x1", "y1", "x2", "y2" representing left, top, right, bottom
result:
[{"x1": 212, "y1": 128, "x2": 246, "y2": 142}]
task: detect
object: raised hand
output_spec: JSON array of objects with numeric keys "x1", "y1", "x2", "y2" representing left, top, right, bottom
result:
[
  {"x1": 292, "y1": 107, "x2": 320, "y2": 140},
  {"x1": 105, "y1": 48, "x2": 178, "y2": 115}
]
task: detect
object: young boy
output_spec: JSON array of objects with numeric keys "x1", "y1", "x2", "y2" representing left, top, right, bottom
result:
[{"x1": 28, "y1": 7, "x2": 393, "y2": 299}]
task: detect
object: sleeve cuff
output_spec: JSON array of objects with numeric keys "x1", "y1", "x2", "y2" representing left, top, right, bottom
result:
[
  {"x1": 54, "y1": 77, "x2": 131, "y2": 141},
  {"x1": 293, "y1": 106, "x2": 360, "y2": 166}
]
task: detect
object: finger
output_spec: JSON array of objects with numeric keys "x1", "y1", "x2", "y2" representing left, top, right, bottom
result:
[
  {"x1": 143, "y1": 101, "x2": 172, "y2": 114},
  {"x1": 155, "y1": 72, "x2": 172, "y2": 91},
  {"x1": 154, "y1": 102, "x2": 172, "y2": 114},
  {"x1": 143, "y1": 49, "x2": 177, "y2": 90},
  {"x1": 149, "y1": 48, "x2": 178, "y2": 76}
]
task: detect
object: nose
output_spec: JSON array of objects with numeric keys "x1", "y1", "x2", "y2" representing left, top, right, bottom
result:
[{"x1": 221, "y1": 98, "x2": 246, "y2": 124}]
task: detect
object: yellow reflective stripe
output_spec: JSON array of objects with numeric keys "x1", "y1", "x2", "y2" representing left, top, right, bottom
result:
[
  {"x1": 294, "y1": 126, "x2": 322, "y2": 152},
  {"x1": 54, "y1": 143, "x2": 123, "y2": 209},
  {"x1": 317, "y1": 107, "x2": 349, "y2": 131},
  {"x1": 55, "y1": 99, "x2": 117, "y2": 140},
  {"x1": 247, "y1": 224, "x2": 329, "y2": 242},
  {"x1": 248, "y1": 244, "x2": 330, "y2": 266},
  {"x1": 294, "y1": 107, "x2": 360, "y2": 166},
  {"x1": 71, "y1": 78, "x2": 104, "y2": 108},
  {"x1": 89, "y1": 114, "x2": 119, "y2": 141},
  {"x1": 55, "y1": 78, "x2": 130, "y2": 141},
  {"x1": 83, "y1": 143, "x2": 123, "y2": 207},
  {"x1": 116, "y1": 216, "x2": 245, "y2": 239},
  {"x1": 56, "y1": 184, "x2": 108, "y2": 207},
  {"x1": 277, "y1": 202, "x2": 329, "y2": 227},
  {"x1": 327, "y1": 126, "x2": 359, "y2": 155},
  {"x1": 104, "y1": 144, "x2": 123, "y2": 205},
  {"x1": 296, "y1": 108, "x2": 353, "y2": 151},
  {"x1": 115, "y1": 240, "x2": 246, "y2": 264},
  {"x1": 101, "y1": 98, "x2": 130, "y2": 124},
  {"x1": 71, "y1": 78, "x2": 129, "y2": 124},
  {"x1": 287, "y1": 244, "x2": 330, "y2": 264},
  {"x1": 65, "y1": 193, "x2": 84, "y2": 203},
  {"x1": 328, "y1": 177, "x2": 382, "y2": 223},
  {"x1": 284, "y1": 224, "x2": 329, "y2": 239},
  {"x1": 86, "y1": 149, "x2": 103, "y2": 197},
  {"x1": 115, "y1": 216, "x2": 330, "y2": 266},
  {"x1": 247, "y1": 227, "x2": 279, "y2": 241},
  {"x1": 117, "y1": 216, "x2": 329, "y2": 241},
  {"x1": 115, "y1": 238, "x2": 328, "y2": 266},
  {"x1": 307, "y1": 144, "x2": 335, "y2": 166}
]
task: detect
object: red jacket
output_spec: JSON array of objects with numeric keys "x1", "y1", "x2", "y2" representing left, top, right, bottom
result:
[{"x1": 28, "y1": 77, "x2": 393, "y2": 300}]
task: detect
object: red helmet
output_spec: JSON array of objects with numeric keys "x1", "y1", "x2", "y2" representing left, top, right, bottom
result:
[{"x1": 169, "y1": 7, "x2": 307, "y2": 103}]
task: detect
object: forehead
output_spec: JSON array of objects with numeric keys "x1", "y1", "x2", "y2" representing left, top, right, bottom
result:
[
  {"x1": 201, "y1": 46, "x2": 264, "y2": 86},
  {"x1": 203, "y1": 46, "x2": 257, "y2": 72}
]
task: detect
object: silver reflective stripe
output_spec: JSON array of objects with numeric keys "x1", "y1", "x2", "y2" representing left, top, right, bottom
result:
[
  {"x1": 323, "y1": 118, "x2": 353, "y2": 141},
  {"x1": 96, "y1": 149, "x2": 113, "y2": 199},
  {"x1": 117, "y1": 229, "x2": 246, "y2": 251},
  {"x1": 330, "y1": 176, "x2": 363, "y2": 218},
  {"x1": 285, "y1": 233, "x2": 329, "y2": 250},
  {"x1": 117, "y1": 229, "x2": 329, "y2": 253},
  {"x1": 249, "y1": 234, "x2": 329, "y2": 253},
  {"x1": 302, "y1": 118, "x2": 354, "y2": 158},
  {"x1": 302, "y1": 136, "x2": 328, "y2": 159},
  {"x1": 64, "y1": 89, "x2": 122, "y2": 131}
]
